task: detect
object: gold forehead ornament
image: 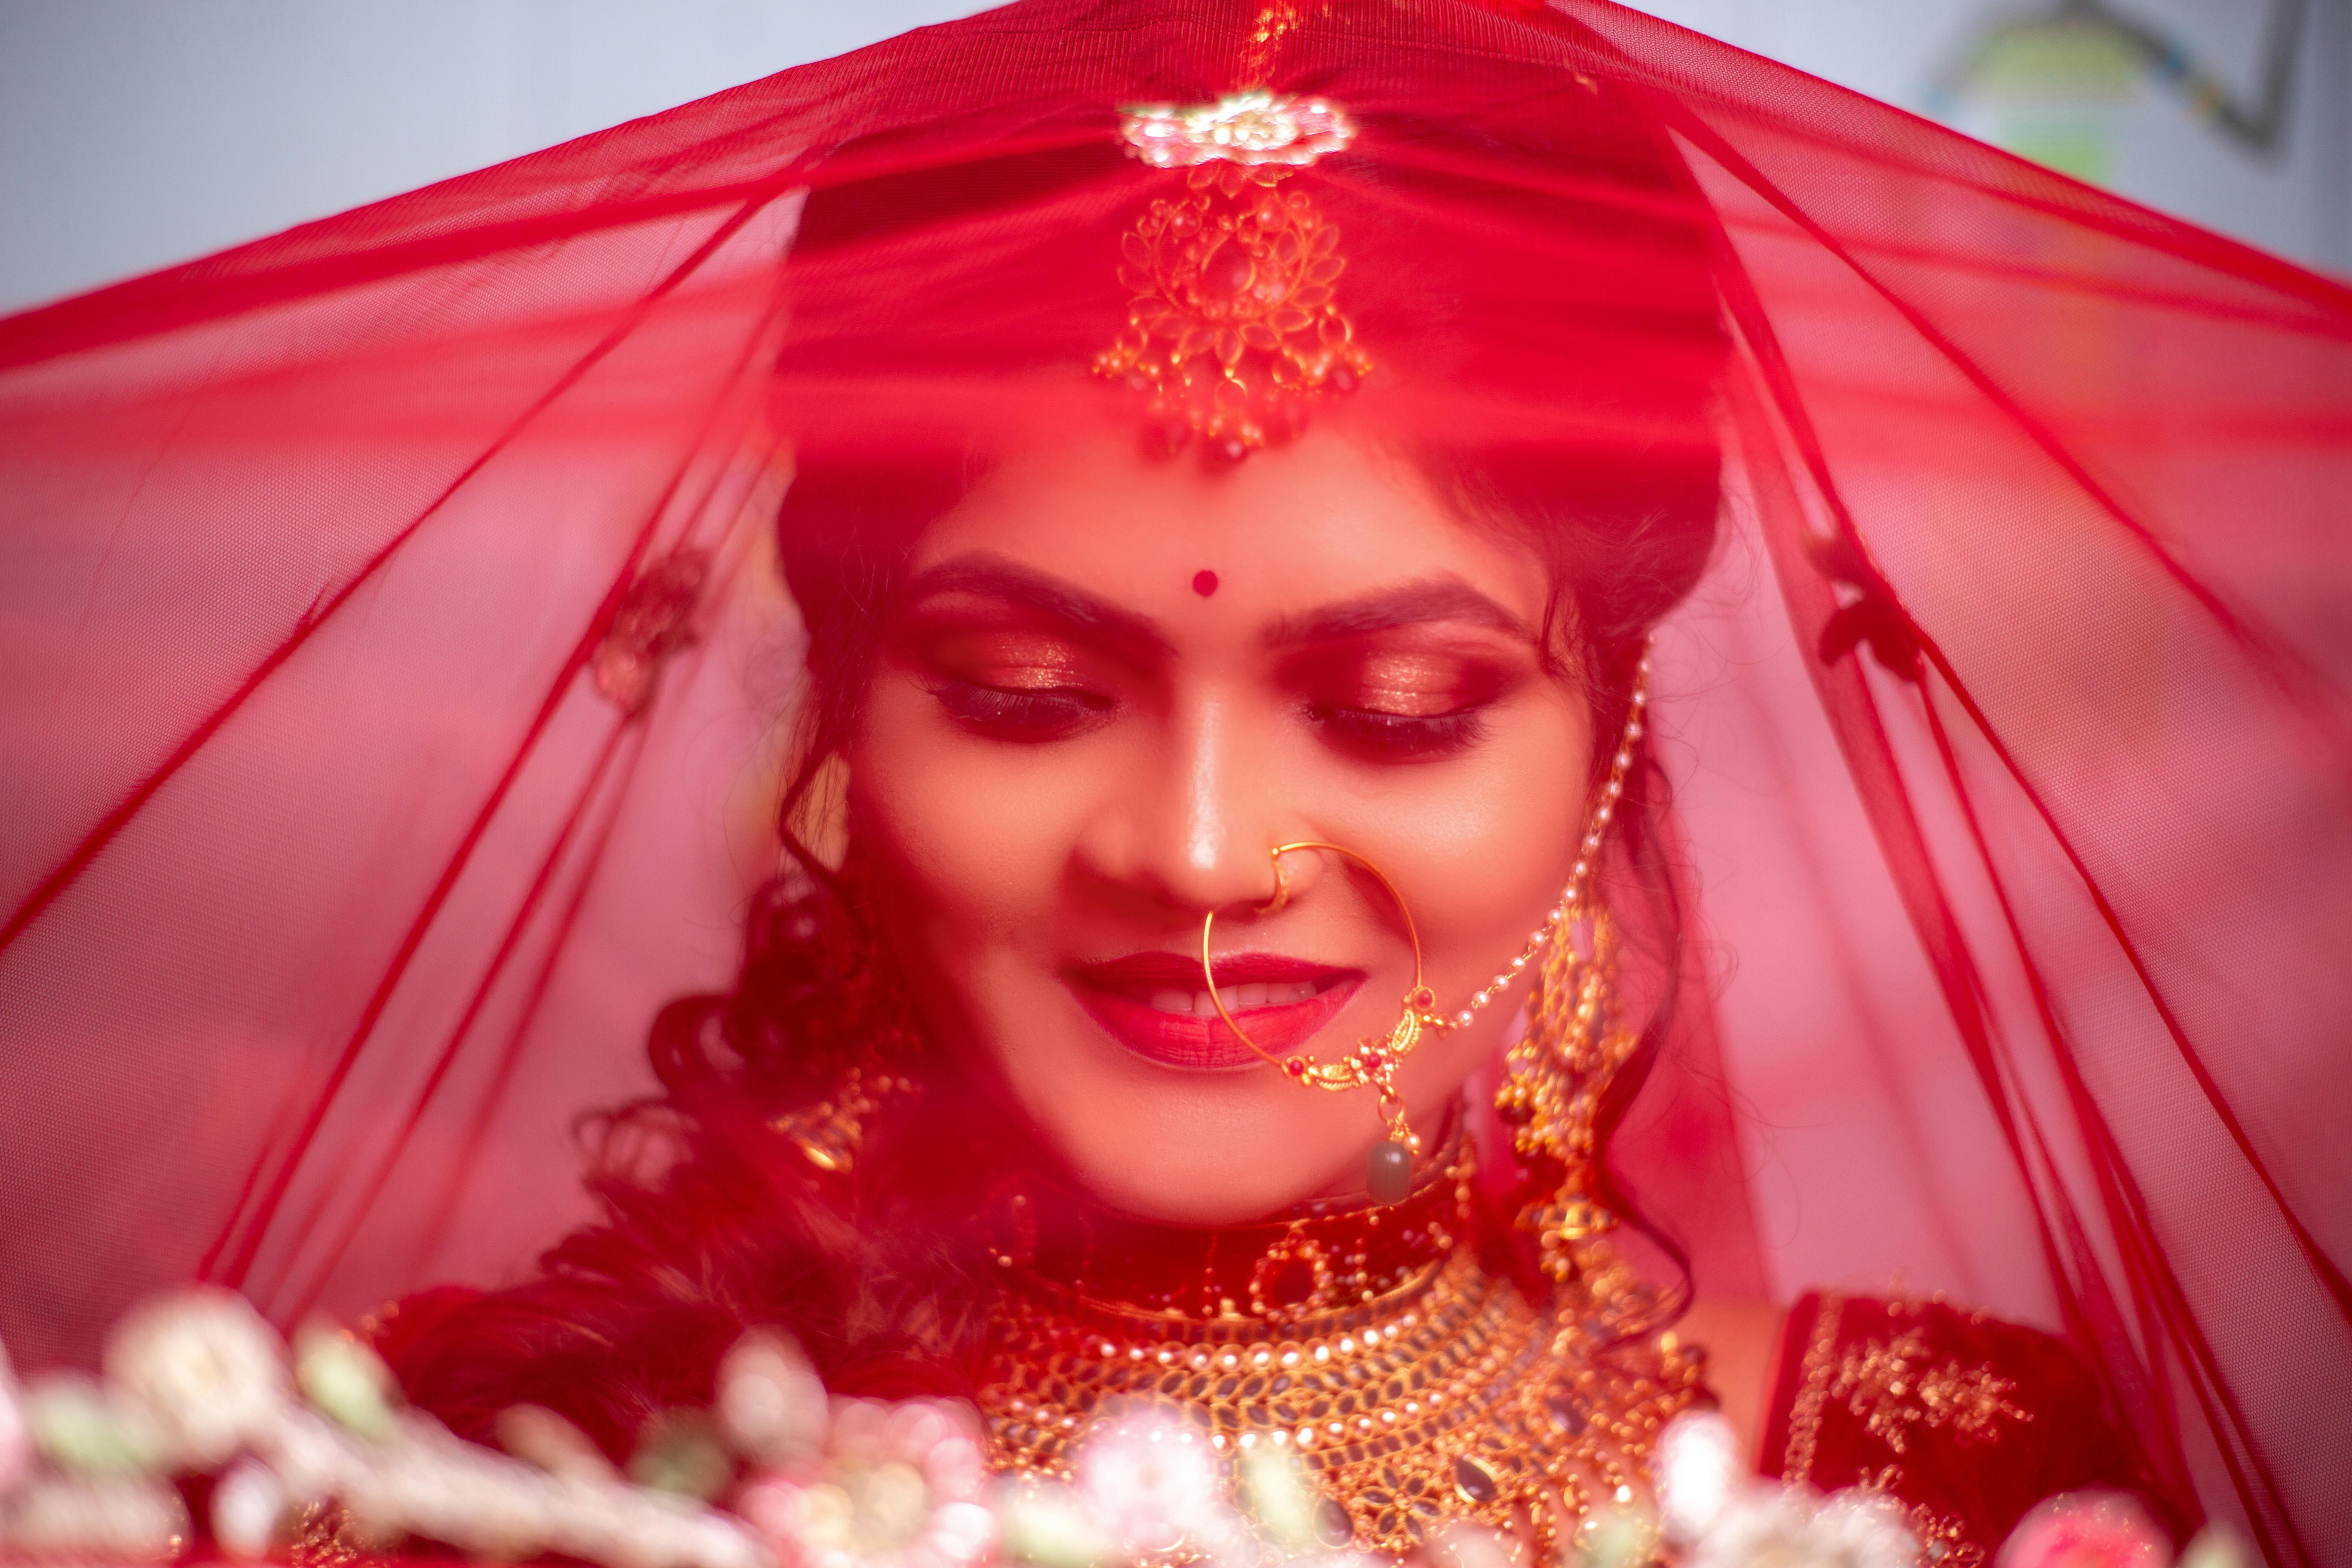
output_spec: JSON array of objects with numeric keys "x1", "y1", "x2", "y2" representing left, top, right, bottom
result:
[{"x1": 1094, "y1": 92, "x2": 1372, "y2": 463}]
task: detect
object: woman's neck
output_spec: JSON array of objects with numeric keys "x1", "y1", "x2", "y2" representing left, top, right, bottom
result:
[{"x1": 989, "y1": 1129, "x2": 1476, "y2": 1323}]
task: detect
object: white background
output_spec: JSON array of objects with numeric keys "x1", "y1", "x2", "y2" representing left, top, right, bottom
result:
[{"x1": 1, "y1": 0, "x2": 2346, "y2": 315}]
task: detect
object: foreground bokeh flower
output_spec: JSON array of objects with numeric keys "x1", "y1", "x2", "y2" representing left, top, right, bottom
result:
[
  {"x1": 0, "y1": 1342, "x2": 28, "y2": 1494},
  {"x1": 719, "y1": 1331, "x2": 829, "y2": 1469},
  {"x1": 19, "y1": 1373, "x2": 164, "y2": 1477},
  {"x1": 1998, "y1": 1493, "x2": 2170, "y2": 1568},
  {"x1": 2, "y1": 1474, "x2": 189, "y2": 1556},
  {"x1": 1689, "y1": 1488, "x2": 1920, "y2": 1568},
  {"x1": 211, "y1": 1457, "x2": 289, "y2": 1557},
  {"x1": 293, "y1": 1321, "x2": 401, "y2": 1442},
  {"x1": 740, "y1": 1398, "x2": 993, "y2": 1568},
  {"x1": 1072, "y1": 1410, "x2": 1226, "y2": 1559},
  {"x1": 1655, "y1": 1409, "x2": 1743, "y2": 1543},
  {"x1": 105, "y1": 1288, "x2": 291, "y2": 1467}
]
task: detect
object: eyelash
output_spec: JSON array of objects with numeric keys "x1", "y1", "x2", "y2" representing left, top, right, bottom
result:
[
  {"x1": 1306, "y1": 701, "x2": 1490, "y2": 760},
  {"x1": 927, "y1": 680, "x2": 1493, "y2": 760},
  {"x1": 929, "y1": 680, "x2": 1114, "y2": 740}
]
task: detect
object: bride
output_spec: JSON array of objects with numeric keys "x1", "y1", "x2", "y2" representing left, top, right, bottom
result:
[
  {"x1": 381, "y1": 34, "x2": 2161, "y2": 1562},
  {"x1": 0, "y1": 0, "x2": 2343, "y2": 1563}
]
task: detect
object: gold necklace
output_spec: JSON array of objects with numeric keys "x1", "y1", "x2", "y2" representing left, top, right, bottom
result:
[{"x1": 975, "y1": 1183, "x2": 1707, "y2": 1559}]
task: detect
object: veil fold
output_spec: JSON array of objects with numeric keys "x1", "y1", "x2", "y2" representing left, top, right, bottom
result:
[{"x1": 2, "y1": 1, "x2": 2344, "y2": 1558}]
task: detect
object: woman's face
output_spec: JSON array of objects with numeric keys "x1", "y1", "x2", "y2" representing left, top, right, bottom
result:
[{"x1": 848, "y1": 430, "x2": 1595, "y2": 1224}]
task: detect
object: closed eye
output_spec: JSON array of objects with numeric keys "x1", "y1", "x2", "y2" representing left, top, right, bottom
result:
[
  {"x1": 1306, "y1": 700, "x2": 1489, "y2": 761},
  {"x1": 930, "y1": 680, "x2": 1115, "y2": 741}
]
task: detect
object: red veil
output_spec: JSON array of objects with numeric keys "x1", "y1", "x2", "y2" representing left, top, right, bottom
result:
[{"x1": 0, "y1": 0, "x2": 2345, "y2": 1559}]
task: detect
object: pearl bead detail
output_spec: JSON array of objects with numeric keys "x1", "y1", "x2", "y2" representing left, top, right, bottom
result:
[{"x1": 1428, "y1": 641, "x2": 1652, "y2": 1034}]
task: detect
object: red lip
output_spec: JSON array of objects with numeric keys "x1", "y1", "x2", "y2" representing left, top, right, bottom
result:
[{"x1": 1066, "y1": 951, "x2": 1364, "y2": 1071}]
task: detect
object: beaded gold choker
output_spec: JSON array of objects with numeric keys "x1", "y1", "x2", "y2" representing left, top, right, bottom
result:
[
  {"x1": 985, "y1": 1143, "x2": 1470, "y2": 1324},
  {"x1": 976, "y1": 1173, "x2": 1708, "y2": 1559}
]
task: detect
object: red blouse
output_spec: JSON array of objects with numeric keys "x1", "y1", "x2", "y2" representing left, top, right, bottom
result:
[{"x1": 1760, "y1": 1292, "x2": 2181, "y2": 1564}]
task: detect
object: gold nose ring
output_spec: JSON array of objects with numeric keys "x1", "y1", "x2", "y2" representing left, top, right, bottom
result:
[
  {"x1": 1201, "y1": 841, "x2": 1441, "y2": 1202},
  {"x1": 1194, "y1": 651, "x2": 1655, "y2": 1204}
]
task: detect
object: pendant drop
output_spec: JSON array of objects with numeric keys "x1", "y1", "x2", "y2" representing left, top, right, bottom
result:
[{"x1": 1367, "y1": 1139, "x2": 1414, "y2": 1206}]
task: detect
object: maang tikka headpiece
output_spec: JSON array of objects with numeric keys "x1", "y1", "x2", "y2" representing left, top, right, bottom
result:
[{"x1": 1093, "y1": 90, "x2": 1373, "y2": 462}]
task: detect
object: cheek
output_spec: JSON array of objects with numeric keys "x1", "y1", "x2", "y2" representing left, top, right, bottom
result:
[
  {"x1": 1374, "y1": 689, "x2": 1592, "y2": 985},
  {"x1": 850, "y1": 675, "x2": 1079, "y2": 953},
  {"x1": 1370, "y1": 690, "x2": 1592, "y2": 1128}
]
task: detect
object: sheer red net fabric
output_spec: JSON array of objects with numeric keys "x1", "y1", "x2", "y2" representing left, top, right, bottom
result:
[{"x1": 0, "y1": 0, "x2": 2344, "y2": 1560}]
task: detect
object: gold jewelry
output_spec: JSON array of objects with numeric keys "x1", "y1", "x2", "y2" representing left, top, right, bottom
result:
[
  {"x1": 767, "y1": 1062, "x2": 913, "y2": 1173},
  {"x1": 978, "y1": 1223, "x2": 1705, "y2": 1559},
  {"x1": 1197, "y1": 653, "x2": 1653, "y2": 1202},
  {"x1": 1497, "y1": 655, "x2": 1654, "y2": 1280},
  {"x1": 1094, "y1": 93, "x2": 1371, "y2": 463},
  {"x1": 1497, "y1": 905, "x2": 1641, "y2": 1284},
  {"x1": 1203, "y1": 841, "x2": 1439, "y2": 1168},
  {"x1": 1433, "y1": 652, "x2": 1650, "y2": 1035}
]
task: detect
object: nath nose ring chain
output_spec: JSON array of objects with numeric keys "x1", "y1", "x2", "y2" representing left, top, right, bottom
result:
[{"x1": 1197, "y1": 650, "x2": 1651, "y2": 1202}]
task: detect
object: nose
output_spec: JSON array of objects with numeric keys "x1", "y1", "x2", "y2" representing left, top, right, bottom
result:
[{"x1": 1074, "y1": 692, "x2": 1298, "y2": 919}]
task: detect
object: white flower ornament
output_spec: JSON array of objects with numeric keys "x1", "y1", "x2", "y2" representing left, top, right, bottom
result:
[
  {"x1": 0, "y1": 1344, "x2": 34, "y2": 1494},
  {"x1": 739, "y1": 1398, "x2": 993, "y2": 1568},
  {"x1": 105, "y1": 1287, "x2": 291, "y2": 1468},
  {"x1": 1118, "y1": 91, "x2": 1355, "y2": 170}
]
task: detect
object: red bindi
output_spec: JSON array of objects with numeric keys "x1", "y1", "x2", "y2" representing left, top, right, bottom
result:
[{"x1": 1192, "y1": 570, "x2": 1219, "y2": 597}]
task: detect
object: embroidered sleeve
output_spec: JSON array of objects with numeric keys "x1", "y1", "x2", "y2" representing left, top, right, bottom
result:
[{"x1": 1759, "y1": 1293, "x2": 2175, "y2": 1564}]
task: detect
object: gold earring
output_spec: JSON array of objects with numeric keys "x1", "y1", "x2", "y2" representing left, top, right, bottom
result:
[
  {"x1": 1204, "y1": 840, "x2": 1440, "y2": 1203},
  {"x1": 1496, "y1": 652, "x2": 1654, "y2": 1282},
  {"x1": 769, "y1": 1061, "x2": 916, "y2": 1173},
  {"x1": 1495, "y1": 902, "x2": 1638, "y2": 1283}
]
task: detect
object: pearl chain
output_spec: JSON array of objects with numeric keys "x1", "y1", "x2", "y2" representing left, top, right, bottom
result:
[{"x1": 1433, "y1": 651, "x2": 1651, "y2": 1034}]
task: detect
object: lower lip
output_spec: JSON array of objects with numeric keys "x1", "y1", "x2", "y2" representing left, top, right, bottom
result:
[{"x1": 1070, "y1": 978, "x2": 1363, "y2": 1071}]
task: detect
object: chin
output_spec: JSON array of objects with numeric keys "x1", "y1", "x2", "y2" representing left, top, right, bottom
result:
[
  {"x1": 1021, "y1": 1089, "x2": 1366, "y2": 1224},
  {"x1": 1052, "y1": 1143, "x2": 1355, "y2": 1225}
]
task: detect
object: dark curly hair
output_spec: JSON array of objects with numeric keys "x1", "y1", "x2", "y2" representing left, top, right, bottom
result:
[{"x1": 388, "y1": 37, "x2": 1729, "y2": 1465}]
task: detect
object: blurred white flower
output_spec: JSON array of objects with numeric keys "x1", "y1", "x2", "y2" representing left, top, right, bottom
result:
[
  {"x1": 106, "y1": 1288, "x2": 291, "y2": 1467},
  {"x1": 501, "y1": 1401, "x2": 623, "y2": 1483},
  {"x1": 1576, "y1": 1502, "x2": 1664, "y2": 1568},
  {"x1": 0, "y1": 1340, "x2": 28, "y2": 1497},
  {"x1": 1656, "y1": 1409, "x2": 1743, "y2": 1543},
  {"x1": 352, "y1": 1411, "x2": 555, "y2": 1560},
  {"x1": 21, "y1": 1372, "x2": 165, "y2": 1476},
  {"x1": 1690, "y1": 1487, "x2": 1920, "y2": 1568},
  {"x1": 633, "y1": 1408, "x2": 739, "y2": 1501},
  {"x1": 212, "y1": 1456, "x2": 289, "y2": 1557},
  {"x1": 1998, "y1": 1493, "x2": 2170, "y2": 1568},
  {"x1": 1236, "y1": 1444, "x2": 1321, "y2": 1552},
  {"x1": 993, "y1": 1478, "x2": 1113, "y2": 1568},
  {"x1": 740, "y1": 1397, "x2": 992, "y2": 1568},
  {"x1": 719, "y1": 1330, "x2": 829, "y2": 1468},
  {"x1": 2177, "y1": 1525, "x2": 2248, "y2": 1568},
  {"x1": 0, "y1": 1295, "x2": 769, "y2": 1568},
  {"x1": 293, "y1": 1320, "x2": 399, "y2": 1440},
  {"x1": 261, "y1": 1403, "x2": 360, "y2": 1498},
  {"x1": 0, "y1": 1474, "x2": 189, "y2": 1557},
  {"x1": 1073, "y1": 1409, "x2": 1226, "y2": 1559}
]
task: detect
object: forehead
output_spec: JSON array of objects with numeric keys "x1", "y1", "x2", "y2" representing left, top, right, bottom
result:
[{"x1": 910, "y1": 429, "x2": 1549, "y2": 626}]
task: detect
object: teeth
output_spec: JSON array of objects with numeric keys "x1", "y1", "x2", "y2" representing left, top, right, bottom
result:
[{"x1": 1141, "y1": 981, "x2": 1322, "y2": 1015}]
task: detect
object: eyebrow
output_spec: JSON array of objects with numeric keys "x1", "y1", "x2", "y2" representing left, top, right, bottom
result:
[
  {"x1": 1268, "y1": 576, "x2": 1535, "y2": 646},
  {"x1": 901, "y1": 553, "x2": 1175, "y2": 658}
]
